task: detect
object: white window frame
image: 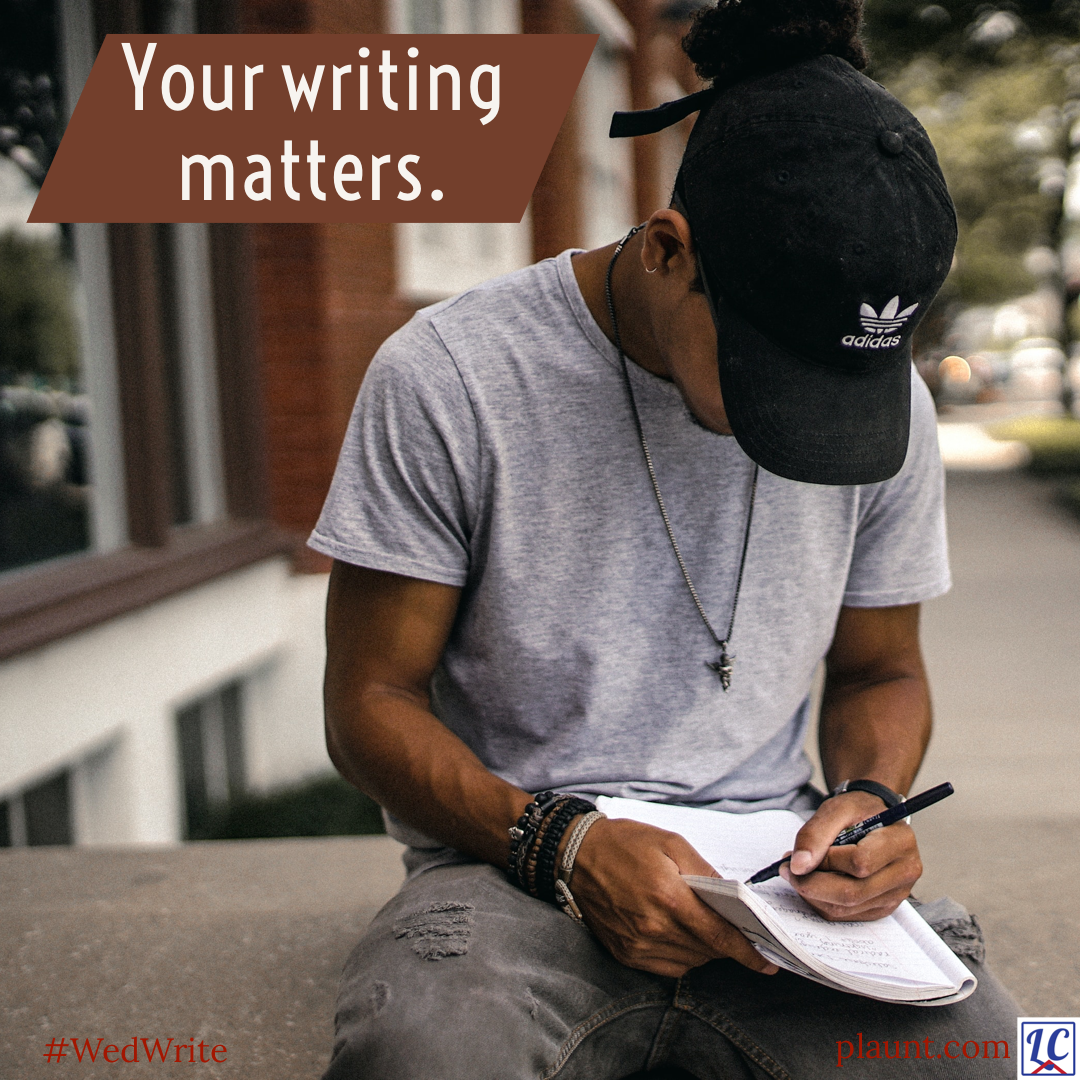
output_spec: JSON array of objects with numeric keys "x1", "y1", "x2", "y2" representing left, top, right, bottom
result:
[
  {"x1": 574, "y1": 0, "x2": 636, "y2": 251},
  {"x1": 388, "y1": 0, "x2": 520, "y2": 35},
  {"x1": 392, "y1": 0, "x2": 532, "y2": 302},
  {"x1": 56, "y1": 0, "x2": 226, "y2": 550}
]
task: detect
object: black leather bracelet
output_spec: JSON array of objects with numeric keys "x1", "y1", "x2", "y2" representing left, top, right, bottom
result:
[
  {"x1": 826, "y1": 779, "x2": 904, "y2": 808},
  {"x1": 535, "y1": 797, "x2": 593, "y2": 903}
]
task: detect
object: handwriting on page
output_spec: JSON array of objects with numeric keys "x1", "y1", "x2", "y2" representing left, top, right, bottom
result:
[{"x1": 755, "y1": 884, "x2": 949, "y2": 984}]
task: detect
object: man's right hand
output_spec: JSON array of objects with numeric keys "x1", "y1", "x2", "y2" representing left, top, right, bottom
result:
[{"x1": 568, "y1": 817, "x2": 779, "y2": 978}]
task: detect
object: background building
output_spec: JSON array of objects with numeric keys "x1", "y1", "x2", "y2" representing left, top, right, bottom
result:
[{"x1": 0, "y1": 0, "x2": 699, "y2": 845}]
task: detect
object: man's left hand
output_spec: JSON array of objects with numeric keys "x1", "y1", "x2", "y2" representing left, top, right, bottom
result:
[{"x1": 778, "y1": 792, "x2": 922, "y2": 922}]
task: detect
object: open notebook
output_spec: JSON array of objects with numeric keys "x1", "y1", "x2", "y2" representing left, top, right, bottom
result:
[{"x1": 595, "y1": 796, "x2": 976, "y2": 1006}]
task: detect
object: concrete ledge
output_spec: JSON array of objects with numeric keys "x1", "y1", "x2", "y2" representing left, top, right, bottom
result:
[
  {"x1": 1, "y1": 836, "x2": 406, "y2": 1079},
  {"x1": 3, "y1": 823, "x2": 1079, "y2": 1077}
]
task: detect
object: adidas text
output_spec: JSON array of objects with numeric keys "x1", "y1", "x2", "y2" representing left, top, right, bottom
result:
[{"x1": 842, "y1": 334, "x2": 902, "y2": 349}]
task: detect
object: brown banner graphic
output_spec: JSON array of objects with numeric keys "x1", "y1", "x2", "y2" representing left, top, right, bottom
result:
[{"x1": 30, "y1": 34, "x2": 597, "y2": 224}]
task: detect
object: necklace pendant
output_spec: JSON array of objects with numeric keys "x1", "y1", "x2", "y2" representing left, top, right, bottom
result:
[{"x1": 707, "y1": 644, "x2": 734, "y2": 691}]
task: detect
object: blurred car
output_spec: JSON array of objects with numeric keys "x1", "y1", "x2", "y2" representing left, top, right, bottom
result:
[{"x1": 1008, "y1": 337, "x2": 1065, "y2": 401}]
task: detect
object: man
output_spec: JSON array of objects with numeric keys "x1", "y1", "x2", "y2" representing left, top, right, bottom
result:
[{"x1": 310, "y1": 44, "x2": 1018, "y2": 1080}]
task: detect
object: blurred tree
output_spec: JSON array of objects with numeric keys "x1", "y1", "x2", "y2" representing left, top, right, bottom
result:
[
  {"x1": 0, "y1": 0, "x2": 65, "y2": 185},
  {"x1": 863, "y1": 0, "x2": 1079, "y2": 342},
  {"x1": 864, "y1": 0, "x2": 1079, "y2": 68},
  {"x1": 886, "y1": 49, "x2": 1067, "y2": 303},
  {"x1": 0, "y1": 230, "x2": 79, "y2": 385}
]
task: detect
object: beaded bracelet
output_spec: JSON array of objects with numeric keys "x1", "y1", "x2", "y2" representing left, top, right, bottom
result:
[
  {"x1": 507, "y1": 791, "x2": 558, "y2": 889},
  {"x1": 525, "y1": 799, "x2": 564, "y2": 898},
  {"x1": 507, "y1": 791, "x2": 593, "y2": 901},
  {"x1": 522, "y1": 795, "x2": 571, "y2": 896},
  {"x1": 535, "y1": 797, "x2": 594, "y2": 903}
]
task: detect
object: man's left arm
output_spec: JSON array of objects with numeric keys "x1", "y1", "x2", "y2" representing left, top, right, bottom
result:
[{"x1": 780, "y1": 602, "x2": 930, "y2": 921}]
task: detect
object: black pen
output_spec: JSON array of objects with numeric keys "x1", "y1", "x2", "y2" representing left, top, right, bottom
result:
[{"x1": 745, "y1": 782, "x2": 955, "y2": 885}]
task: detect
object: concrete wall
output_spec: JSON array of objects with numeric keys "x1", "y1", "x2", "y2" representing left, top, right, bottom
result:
[{"x1": 0, "y1": 560, "x2": 331, "y2": 845}]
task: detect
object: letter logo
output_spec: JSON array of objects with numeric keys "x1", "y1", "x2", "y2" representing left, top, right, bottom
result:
[{"x1": 1020, "y1": 1019, "x2": 1076, "y2": 1076}]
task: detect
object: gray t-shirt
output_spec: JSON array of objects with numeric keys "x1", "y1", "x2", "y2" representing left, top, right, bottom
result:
[{"x1": 311, "y1": 251, "x2": 949, "y2": 832}]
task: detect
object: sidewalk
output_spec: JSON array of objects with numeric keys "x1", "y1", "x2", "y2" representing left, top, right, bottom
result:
[{"x1": 916, "y1": 470, "x2": 1080, "y2": 1014}]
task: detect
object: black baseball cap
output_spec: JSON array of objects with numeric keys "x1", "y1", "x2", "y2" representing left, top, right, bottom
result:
[{"x1": 612, "y1": 55, "x2": 957, "y2": 486}]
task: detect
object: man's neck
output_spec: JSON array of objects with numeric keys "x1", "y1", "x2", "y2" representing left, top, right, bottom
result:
[{"x1": 571, "y1": 234, "x2": 671, "y2": 380}]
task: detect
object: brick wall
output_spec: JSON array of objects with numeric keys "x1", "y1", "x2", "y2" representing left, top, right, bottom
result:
[
  {"x1": 243, "y1": 0, "x2": 670, "y2": 568},
  {"x1": 240, "y1": 0, "x2": 415, "y2": 569}
]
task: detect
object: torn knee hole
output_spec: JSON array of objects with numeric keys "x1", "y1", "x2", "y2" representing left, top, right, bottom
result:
[{"x1": 393, "y1": 901, "x2": 475, "y2": 960}]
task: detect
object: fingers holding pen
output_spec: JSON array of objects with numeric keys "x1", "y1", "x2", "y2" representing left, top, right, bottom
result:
[{"x1": 780, "y1": 823, "x2": 922, "y2": 921}]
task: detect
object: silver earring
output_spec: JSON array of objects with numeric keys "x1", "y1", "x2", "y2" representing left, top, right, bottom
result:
[{"x1": 645, "y1": 266, "x2": 658, "y2": 273}]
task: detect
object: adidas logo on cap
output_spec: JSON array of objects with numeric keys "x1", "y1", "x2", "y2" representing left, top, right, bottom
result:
[
  {"x1": 860, "y1": 297, "x2": 918, "y2": 333},
  {"x1": 841, "y1": 296, "x2": 918, "y2": 349}
]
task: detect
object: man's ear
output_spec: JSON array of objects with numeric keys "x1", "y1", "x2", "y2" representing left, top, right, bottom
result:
[{"x1": 641, "y1": 209, "x2": 697, "y2": 283}]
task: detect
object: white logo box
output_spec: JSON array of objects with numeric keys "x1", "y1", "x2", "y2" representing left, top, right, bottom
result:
[{"x1": 1019, "y1": 1018, "x2": 1078, "y2": 1077}]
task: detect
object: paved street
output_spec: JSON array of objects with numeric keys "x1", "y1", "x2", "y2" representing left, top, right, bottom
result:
[{"x1": 914, "y1": 470, "x2": 1080, "y2": 1013}]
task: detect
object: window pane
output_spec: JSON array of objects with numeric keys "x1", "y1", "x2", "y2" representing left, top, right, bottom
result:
[
  {"x1": 0, "y1": 2, "x2": 92, "y2": 573},
  {"x1": 408, "y1": 0, "x2": 443, "y2": 34},
  {"x1": 177, "y1": 681, "x2": 247, "y2": 840},
  {"x1": 24, "y1": 770, "x2": 72, "y2": 846},
  {"x1": 153, "y1": 223, "x2": 194, "y2": 526},
  {"x1": 177, "y1": 700, "x2": 210, "y2": 840}
]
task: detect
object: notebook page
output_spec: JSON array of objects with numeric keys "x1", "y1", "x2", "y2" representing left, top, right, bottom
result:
[
  {"x1": 595, "y1": 796, "x2": 803, "y2": 879},
  {"x1": 891, "y1": 902, "x2": 978, "y2": 989},
  {"x1": 750, "y1": 881, "x2": 952, "y2": 987}
]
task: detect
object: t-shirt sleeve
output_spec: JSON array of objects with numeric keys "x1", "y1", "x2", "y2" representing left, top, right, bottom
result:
[
  {"x1": 307, "y1": 316, "x2": 480, "y2": 586},
  {"x1": 842, "y1": 371, "x2": 951, "y2": 608}
]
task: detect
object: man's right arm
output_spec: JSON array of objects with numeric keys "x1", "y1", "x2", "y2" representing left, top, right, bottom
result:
[
  {"x1": 324, "y1": 559, "x2": 776, "y2": 979},
  {"x1": 324, "y1": 559, "x2": 524, "y2": 866}
]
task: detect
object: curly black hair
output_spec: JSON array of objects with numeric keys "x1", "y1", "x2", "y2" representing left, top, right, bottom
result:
[{"x1": 683, "y1": 0, "x2": 869, "y2": 89}]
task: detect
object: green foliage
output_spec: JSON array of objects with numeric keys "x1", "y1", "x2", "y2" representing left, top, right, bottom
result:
[
  {"x1": 884, "y1": 47, "x2": 1068, "y2": 306},
  {"x1": 863, "y1": 0, "x2": 1080, "y2": 72},
  {"x1": 200, "y1": 774, "x2": 387, "y2": 841},
  {"x1": 861, "y1": 1, "x2": 1079, "y2": 331},
  {"x1": 988, "y1": 414, "x2": 1080, "y2": 470},
  {"x1": 990, "y1": 415, "x2": 1080, "y2": 514},
  {"x1": 0, "y1": 230, "x2": 79, "y2": 385}
]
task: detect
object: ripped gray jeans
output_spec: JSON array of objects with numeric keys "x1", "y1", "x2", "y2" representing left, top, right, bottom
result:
[{"x1": 323, "y1": 857, "x2": 1019, "y2": 1080}]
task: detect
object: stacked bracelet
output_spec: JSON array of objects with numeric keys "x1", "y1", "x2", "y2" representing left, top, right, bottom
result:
[
  {"x1": 508, "y1": 791, "x2": 557, "y2": 889},
  {"x1": 535, "y1": 797, "x2": 591, "y2": 903},
  {"x1": 527, "y1": 804, "x2": 563, "y2": 898},
  {"x1": 507, "y1": 791, "x2": 594, "y2": 904}
]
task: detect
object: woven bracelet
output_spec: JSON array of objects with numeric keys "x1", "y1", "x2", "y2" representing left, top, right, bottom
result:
[
  {"x1": 560, "y1": 810, "x2": 606, "y2": 883},
  {"x1": 554, "y1": 810, "x2": 606, "y2": 921}
]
